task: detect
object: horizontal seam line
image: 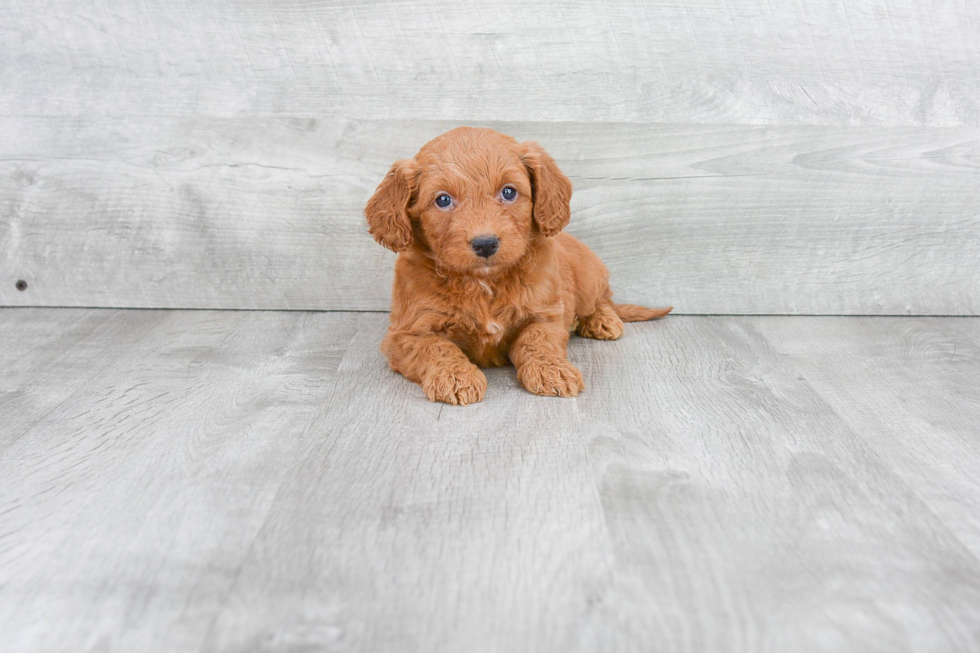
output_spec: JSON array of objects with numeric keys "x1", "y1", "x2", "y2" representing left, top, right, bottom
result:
[{"x1": 0, "y1": 306, "x2": 977, "y2": 318}]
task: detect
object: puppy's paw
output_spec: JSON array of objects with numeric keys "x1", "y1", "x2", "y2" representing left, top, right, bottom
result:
[
  {"x1": 576, "y1": 306, "x2": 624, "y2": 340},
  {"x1": 422, "y1": 363, "x2": 487, "y2": 406},
  {"x1": 517, "y1": 358, "x2": 585, "y2": 398}
]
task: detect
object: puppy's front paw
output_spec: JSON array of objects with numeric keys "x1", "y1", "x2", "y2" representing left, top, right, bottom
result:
[
  {"x1": 422, "y1": 363, "x2": 487, "y2": 406},
  {"x1": 517, "y1": 358, "x2": 585, "y2": 398}
]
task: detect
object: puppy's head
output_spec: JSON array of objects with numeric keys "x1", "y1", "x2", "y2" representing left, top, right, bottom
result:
[{"x1": 365, "y1": 127, "x2": 572, "y2": 274}]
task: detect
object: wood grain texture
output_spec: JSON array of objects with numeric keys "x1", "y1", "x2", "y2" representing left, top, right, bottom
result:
[
  {"x1": 0, "y1": 308, "x2": 361, "y2": 652},
  {"x1": 2, "y1": 308, "x2": 980, "y2": 652},
  {"x1": 2, "y1": 0, "x2": 979, "y2": 126},
  {"x1": 2, "y1": 119, "x2": 978, "y2": 314},
  {"x1": 572, "y1": 316, "x2": 980, "y2": 652},
  {"x1": 756, "y1": 317, "x2": 980, "y2": 556}
]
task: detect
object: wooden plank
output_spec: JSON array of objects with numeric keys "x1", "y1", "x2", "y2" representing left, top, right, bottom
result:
[
  {"x1": 756, "y1": 316, "x2": 980, "y2": 556},
  {"x1": 568, "y1": 317, "x2": 980, "y2": 651},
  {"x1": 0, "y1": 308, "x2": 171, "y2": 455},
  {"x1": 2, "y1": 118, "x2": 978, "y2": 314},
  {"x1": 0, "y1": 308, "x2": 361, "y2": 652},
  {"x1": 198, "y1": 315, "x2": 980, "y2": 651},
  {"x1": 203, "y1": 317, "x2": 612, "y2": 652},
  {"x1": 3, "y1": 310, "x2": 980, "y2": 650},
  {"x1": 2, "y1": 0, "x2": 978, "y2": 126}
]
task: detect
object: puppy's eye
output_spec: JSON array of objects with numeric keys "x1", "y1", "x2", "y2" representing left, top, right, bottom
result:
[
  {"x1": 435, "y1": 194, "x2": 453, "y2": 209},
  {"x1": 500, "y1": 186, "x2": 517, "y2": 202}
]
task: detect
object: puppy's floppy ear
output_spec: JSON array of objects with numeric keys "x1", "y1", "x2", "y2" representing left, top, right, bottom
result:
[
  {"x1": 365, "y1": 159, "x2": 418, "y2": 252},
  {"x1": 520, "y1": 141, "x2": 573, "y2": 237}
]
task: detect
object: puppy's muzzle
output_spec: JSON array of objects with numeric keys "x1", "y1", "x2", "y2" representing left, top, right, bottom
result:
[{"x1": 471, "y1": 235, "x2": 500, "y2": 258}]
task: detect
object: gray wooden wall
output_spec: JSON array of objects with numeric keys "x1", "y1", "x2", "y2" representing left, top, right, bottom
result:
[{"x1": 2, "y1": 0, "x2": 978, "y2": 314}]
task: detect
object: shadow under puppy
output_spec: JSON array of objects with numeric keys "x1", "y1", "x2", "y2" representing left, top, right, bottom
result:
[{"x1": 365, "y1": 127, "x2": 671, "y2": 405}]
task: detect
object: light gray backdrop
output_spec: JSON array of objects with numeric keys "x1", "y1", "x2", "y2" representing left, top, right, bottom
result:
[{"x1": 2, "y1": 0, "x2": 978, "y2": 314}]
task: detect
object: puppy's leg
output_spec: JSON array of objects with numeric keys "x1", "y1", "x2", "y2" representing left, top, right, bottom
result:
[
  {"x1": 509, "y1": 321, "x2": 585, "y2": 397},
  {"x1": 576, "y1": 301, "x2": 624, "y2": 340},
  {"x1": 383, "y1": 333, "x2": 487, "y2": 406}
]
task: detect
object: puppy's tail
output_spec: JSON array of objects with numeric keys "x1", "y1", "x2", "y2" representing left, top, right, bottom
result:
[{"x1": 613, "y1": 303, "x2": 673, "y2": 322}]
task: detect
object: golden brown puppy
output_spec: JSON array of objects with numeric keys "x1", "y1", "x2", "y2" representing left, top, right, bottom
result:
[{"x1": 365, "y1": 127, "x2": 671, "y2": 405}]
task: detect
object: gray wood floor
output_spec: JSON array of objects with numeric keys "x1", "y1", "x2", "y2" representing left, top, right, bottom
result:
[{"x1": 2, "y1": 308, "x2": 979, "y2": 652}]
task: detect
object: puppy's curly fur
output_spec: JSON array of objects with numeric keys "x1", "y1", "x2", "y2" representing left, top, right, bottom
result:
[{"x1": 365, "y1": 127, "x2": 671, "y2": 405}]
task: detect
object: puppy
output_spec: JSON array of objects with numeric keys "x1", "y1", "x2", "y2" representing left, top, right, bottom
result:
[{"x1": 365, "y1": 127, "x2": 671, "y2": 405}]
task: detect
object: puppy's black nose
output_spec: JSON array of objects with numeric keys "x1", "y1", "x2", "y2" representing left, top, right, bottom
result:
[{"x1": 471, "y1": 235, "x2": 499, "y2": 258}]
